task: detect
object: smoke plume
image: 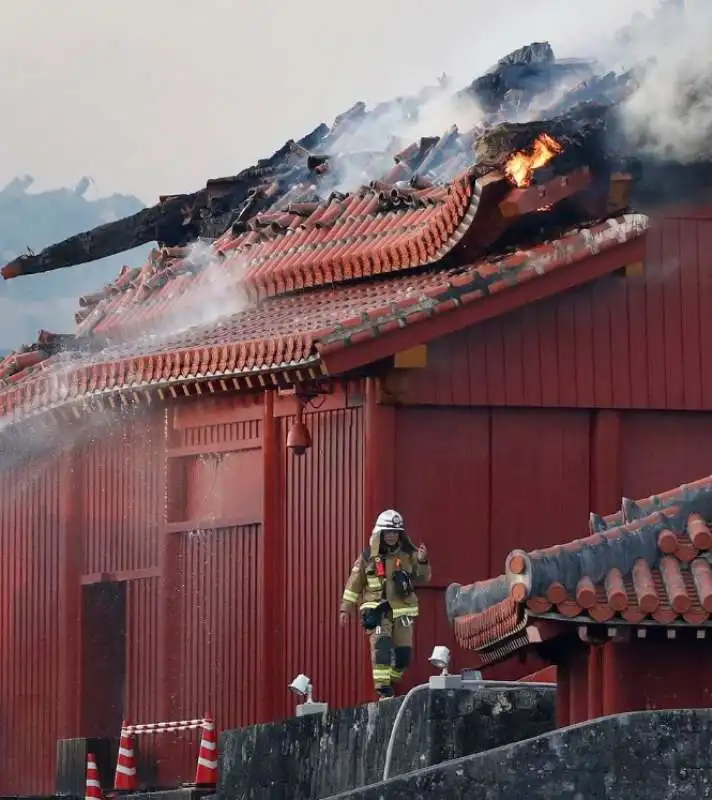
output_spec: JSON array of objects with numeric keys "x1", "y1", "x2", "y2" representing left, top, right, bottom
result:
[
  {"x1": 108, "y1": 240, "x2": 251, "y2": 354},
  {"x1": 602, "y1": 0, "x2": 712, "y2": 163}
]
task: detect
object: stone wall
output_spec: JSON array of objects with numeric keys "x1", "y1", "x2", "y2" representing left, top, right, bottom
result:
[
  {"x1": 325, "y1": 708, "x2": 712, "y2": 799},
  {"x1": 218, "y1": 685, "x2": 555, "y2": 800}
]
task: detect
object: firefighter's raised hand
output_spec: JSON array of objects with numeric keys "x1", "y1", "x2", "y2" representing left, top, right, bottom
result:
[{"x1": 416, "y1": 543, "x2": 428, "y2": 563}]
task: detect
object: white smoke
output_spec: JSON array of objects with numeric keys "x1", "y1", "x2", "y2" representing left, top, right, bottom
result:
[
  {"x1": 0, "y1": 236, "x2": 252, "y2": 458},
  {"x1": 601, "y1": 0, "x2": 712, "y2": 162},
  {"x1": 98, "y1": 238, "x2": 250, "y2": 356},
  {"x1": 313, "y1": 83, "x2": 486, "y2": 196}
]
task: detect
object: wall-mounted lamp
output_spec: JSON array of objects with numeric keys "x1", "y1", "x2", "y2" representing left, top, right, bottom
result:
[
  {"x1": 281, "y1": 382, "x2": 331, "y2": 456},
  {"x1": 286, "y1": 400, "x2": 312, "y2": 456}
]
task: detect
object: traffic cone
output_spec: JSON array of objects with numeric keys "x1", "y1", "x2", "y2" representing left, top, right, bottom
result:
[
  {"x1": 85, "y1": 753, "x2": 104, "y2": 800},
  {"x1": 194, "y1": 715, "x2": 218, "y2": 785},
  {"x1": 114, "y1": 720, "x2": 137, "y2": 791}
]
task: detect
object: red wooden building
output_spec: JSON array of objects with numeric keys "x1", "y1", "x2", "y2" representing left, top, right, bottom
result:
[
  {"x1": 1, "y1": 113, "x2": 712, "y2": 792},
  {"x1": 450, "y1": 474, "x2": 712, "y2": 726}
]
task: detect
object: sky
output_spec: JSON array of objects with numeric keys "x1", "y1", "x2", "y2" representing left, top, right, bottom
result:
[{"x1": 0, "y1": 0, "x2": 659, "y2": 205}]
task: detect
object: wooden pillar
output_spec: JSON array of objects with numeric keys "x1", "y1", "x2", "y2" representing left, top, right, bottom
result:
[
  {"x1": 568, "y1": 644, "x2": 590, "y2": 724},
  {"x1": 590, "y1": 410, "x2": 621, "y2": 516},
  {"x1": 601, "y1": 642, "x2": 621, "y2": 716},
  {"x1": 587, "y1": 645, "x2": 604, "y2": 720},
  {"x1": 361, "y1": 377, "x2": 397, "y2": 701},
  {"x1": 259, "y1": 390, "x2": 285, "y2": 722},
  {"x1": 556, "y1": 659, "x2": 571, "y2": 727},
  {"x1": 159, "y1": 408, "x2": 182, "y2": 721},
  {"x1": 57, "y1": 446, "x2": 82, "y2": 738},
  {"x1": 364, "y1": 377, "x2": 396, "y2": 518}
]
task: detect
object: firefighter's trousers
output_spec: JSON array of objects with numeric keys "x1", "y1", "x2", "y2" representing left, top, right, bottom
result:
[{"x1": 368, "y1": 613, "x2": 414, "y2": 694}]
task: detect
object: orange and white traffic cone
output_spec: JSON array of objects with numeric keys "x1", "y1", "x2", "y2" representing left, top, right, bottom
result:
[
  {"x1": 114, "y1": 721, "x2": 137, "y2": 791},
  {"x1": 194, "y1": 715, "x2": 218, "y2": 786},
  {"x1": 85, "y1": 753, "x2": 104, "y2": 800}
]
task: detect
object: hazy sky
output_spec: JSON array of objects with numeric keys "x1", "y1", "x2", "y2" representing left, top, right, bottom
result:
[{"x1": 0, "y1": 0, "x2": 658, "y2": 204}]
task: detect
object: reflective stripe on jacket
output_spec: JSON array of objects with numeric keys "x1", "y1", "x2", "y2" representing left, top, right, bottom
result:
[{"x1": 340, "y1": 547, "x2": 432, "y2": 616}]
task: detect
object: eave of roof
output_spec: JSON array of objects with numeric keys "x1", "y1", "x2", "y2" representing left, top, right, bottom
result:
[
  {"x1": 70, "y1": 165, "x2": 593, "y2": 345},
  {"x1": 0, "y1": 213, "x2": 647, "y2": 425},
  {"x1": 317, "y1": 213, "x2": 647, "y2": 375},
  {"x1": 449, "y1": 475, "x2": 712, "y2": 661}
]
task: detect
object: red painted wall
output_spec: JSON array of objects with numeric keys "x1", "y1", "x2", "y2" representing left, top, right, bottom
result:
[
  {"x1": 558, "y1": 637, "x2": 712, "y2": 726},
  {"x1": 278, "y1": 406, "x2": 365, "y2": 716},
  {"x1": 6, "y1": 208, "x2": 712, "y2": 793},
  {"x1": 81, "y1": 413, "x2": 165, "y2": 576},
  {"x1": 0, "y1": 408, "x2": 169, "y2": 794},
  {"x1": 391, "y1": 406, "x2": 592, "y2": 684},
  {"x1": 389, "y1": 405, "x2": 712, "y2": 685},
  {"x1": 396, "y1": 211, "x2": 712, "y2": 411},
  {"x1": 0, "y1": 455, "x2": 63, "y2": 795},
  {"x1": 0, "y1": 389, "x2": 369, "y2": 794}
]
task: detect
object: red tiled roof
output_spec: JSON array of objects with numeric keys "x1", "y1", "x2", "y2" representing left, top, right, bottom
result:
[
  {"x1": 449, "y1": 475, "x2": 712, "y2": 659},
  {"x1": 0, "y1": 46, "x2": 648, "y2": 432},
  {"x1": 72, "y1": 166, "x2": 593, "y2": 344},
  {"x1": 0, "y1": 215, "x2": 647, "y2": 422}
]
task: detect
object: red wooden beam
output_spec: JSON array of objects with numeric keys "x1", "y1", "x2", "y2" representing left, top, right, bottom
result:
[
  {"x1": 363, "y1": 378, "x2": 397, "y2": 516},
  {"x1": 80, "y1": 568, "x2": 161, "y2": 585},
  {"x1": 590, "y1": 410, "x2": 622, "y2": 517},
  {"x1": 319, "y1": 234, "x2": 646, "y2": 376},
  {"x1": 499, "y1": 168, "x2": 591, "y2": 218},
  {"x1": 360, "y1": 377, "x2": 397, "y2": 702},
  {"x1": 587, "y1": 645, "x2": 604, "y2": 720},
  {"x1": 165, "y1": 516, "x2": 261, "y2": 534},
  {"x1": 158, "y1": 407, "x2": 183, "y2": 722},
  {"x1": 259, "y1": 390, "x2": 285, "y2": 722},
  {"x1": 57, "y1": 447, "x2": 82, "y2": 739},
  {"x1": 166, "y1": 437, "x2": 261, "y2": 459}
]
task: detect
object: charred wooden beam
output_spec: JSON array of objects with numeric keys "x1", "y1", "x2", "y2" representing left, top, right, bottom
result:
[
  {"x1": 1, "y1": 122, "x2": 331, "y2": 281},
  {"x1": 2, "y1": 190, "x2": 208, "y2": 280},
  {"x1": 474, "y1": 103, "x2": 611, "y2": 175}
]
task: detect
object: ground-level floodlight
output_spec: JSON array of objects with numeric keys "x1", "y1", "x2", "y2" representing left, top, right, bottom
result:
[
  {"x1": 429, "y1": 645, "x2": 451, "y2": 674},
  {"x1": 428, "y1": 646, "x2": 465, "y2": 691},
  {"x1": 288, "y1": 673, "x2": 329, "y2": 718},
  {"x1": 288, "y1": 673, "x2": 313, "y2": 701}
]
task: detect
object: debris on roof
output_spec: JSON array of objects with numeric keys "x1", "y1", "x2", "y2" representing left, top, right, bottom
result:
[
  {"x1": 0, "y1": 39, "x2": 642, "y2": 285},
  {"x1": 0, "y1": 213, "x2": 646, "y2": 422},
  {"x1": 448, "y1": 476, "x2": 712, "y2": 664},
  {"x1": 0, "y1": 331, "x2": 78, "y2": 388},
  {"x1": 7, "y1": 25, "x2": 702, "y2": 423}
]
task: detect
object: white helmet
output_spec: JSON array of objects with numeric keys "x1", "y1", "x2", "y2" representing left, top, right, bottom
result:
[{"x1": 374, "y1": 509, "x2": 405, "y2": 533}]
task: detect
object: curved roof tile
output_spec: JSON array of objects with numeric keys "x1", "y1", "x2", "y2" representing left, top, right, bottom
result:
[
  {"x1": 450, "y1": 475, "x2": 712, "y2": 660},
  {"x1": 0, "y1": 215, "x2": 647, "y2": 422}
]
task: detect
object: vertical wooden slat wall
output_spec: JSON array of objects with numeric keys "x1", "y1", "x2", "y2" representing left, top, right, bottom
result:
[
  {"x1": 7, "y1": 209, "x2": 712, "y2": 792},
  {"x1": 280, "y1": 406, "x2": 365, "y2": 715},
  {"x1": 397, "y1": 211, "x2": 712, "y2": 411},
  {"x1": 0, "y1": 455, "x2": 62, "y2": 794}
]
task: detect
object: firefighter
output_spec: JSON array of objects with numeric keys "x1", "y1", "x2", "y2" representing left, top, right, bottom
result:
[{"x1": 339, "y1": 509, "x2": 431, "y2": 699}]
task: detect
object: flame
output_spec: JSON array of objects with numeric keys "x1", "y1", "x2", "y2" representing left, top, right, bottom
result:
[{"x1": 504, "y1": 133, "x2": 563, "y2": 188}]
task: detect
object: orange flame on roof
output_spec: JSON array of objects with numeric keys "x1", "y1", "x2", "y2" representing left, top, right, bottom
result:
[{"x1": 504, "y1": 133, "x2": 563, "y2": 188}]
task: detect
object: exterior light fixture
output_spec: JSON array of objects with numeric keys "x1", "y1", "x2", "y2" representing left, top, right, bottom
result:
[
  {"x1": 429, "y1": 645, "x2": 451, "y2": 674},
  {"x1": 288, "y1": 673, "x2": 313, "y2": 701},
  {"x1": 286, "y1": 402, "x2": 312, "y2": 456},
  {"x1": 288, "y1": 673, "x2": 329, "y2": 718}
]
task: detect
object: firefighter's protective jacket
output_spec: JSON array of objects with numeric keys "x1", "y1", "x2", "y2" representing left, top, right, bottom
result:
[{"x1": 340, "y1": 529, "x2": 432, "y2": 618}]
